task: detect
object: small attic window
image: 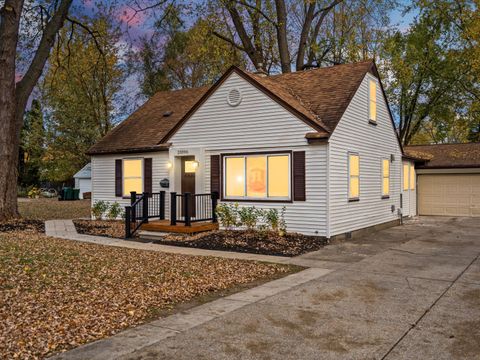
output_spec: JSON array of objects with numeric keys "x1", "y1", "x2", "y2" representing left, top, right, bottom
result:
[
  {"x1": 227, "y1": 88, "x2": 242, "y2": 107},
  {"x1": 163, "y1": 111, "x2": 173, "y2": 117}
]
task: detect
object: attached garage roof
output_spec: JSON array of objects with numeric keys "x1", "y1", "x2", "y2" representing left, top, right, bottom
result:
[
  {"x1": 405, "y1": 143, "x2": 480, "y2": 169},
  {"x1": 87, "y1": 61, "x2": 378, "y2": 155}
]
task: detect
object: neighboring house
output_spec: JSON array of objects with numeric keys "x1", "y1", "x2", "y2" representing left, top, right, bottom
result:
[
  {"x1": 87, "y1": 61, "x2": 416, "y2": 238},
  {"x1": 405, "y1": 143, "x2": 480, "y2": 217},
  {"x1": 73, "y1": 163, "x2": 91, "y2": 199}
]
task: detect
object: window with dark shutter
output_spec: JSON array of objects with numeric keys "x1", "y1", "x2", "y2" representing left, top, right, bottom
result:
[
  {"x1": 144, "y1": 158, "x2": 152, "y2": 195},
  {"x1": 210, "y1": 155, "x2": 220, "y2": 195},
  {"x1": 293, "y1": 151, "x2": 306, "y2": 201},
  {"x1": 115, "y1": 159, "x2": 122, "y2": 197}
]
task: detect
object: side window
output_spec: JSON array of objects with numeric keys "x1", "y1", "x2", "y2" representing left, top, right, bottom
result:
[
  {"x1": 410, "y1": 164, "x2": 415, "y2": 190},
  {"x1": 369, "y1": 80, "x2": 377, "y2": 122},
  {"x1": 348, "y1": 153, "x2": 360, "y2": 200},
  {"x1": 403, "y1": 163, "x2": 409, "y2": 191},
  {"x1": 382, "y1": 158, "x2": 390, "y2": 197}
]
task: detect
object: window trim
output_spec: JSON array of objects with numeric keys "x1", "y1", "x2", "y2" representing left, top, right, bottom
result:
[
  {"x1": 381, "y1": 158, "x2": 390, "y2": 198},
  {"x1": 122, "y1": 158, "x2": 144, "y2": 198},
  {"x1": 221, "y1": 151, "x2": 292, "y2": 203},
  {"x1": 348, "y1": 152, "x2": 360, "y2": 202},
  {"x1": 368, "y1": 79, "x2": 377, "y2": 123}
]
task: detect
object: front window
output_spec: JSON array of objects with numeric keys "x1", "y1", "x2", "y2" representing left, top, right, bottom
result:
[
  {"x1": 369, "y1": 80, "x2": 377, "y2": 122},
  {"x1": 123, "y1": 159, "x2": 143, "y2": 196},
  {"x1": 224, "y1": 154, "x2": 290, "y2": 200},
  {"x1": 382, "y1": 159, "x2": 390, "y2": 196},
  {"x1": 348, "y1": 153, "x2": 360, "y2": 200}
]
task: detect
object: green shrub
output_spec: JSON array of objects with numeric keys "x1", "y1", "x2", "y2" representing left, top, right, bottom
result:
[
  {"x1": 27, "y1": 186, "x2": 41, "y2": 199},
  {"x1": 215, "y1": 202, "x2": 238, "y2": 230},
  {"x1": 107, "y1": 202, "x2": 123, "y2": 220},
  {"x1": 238, "y1": 206, "x2": 261, "y2": 231},
  {"x1": 263, "y1": 206, "x2": 287, "y2": 236},
  {"x1": 91, "y1": 200, "x2": 108, "y2": 220}
]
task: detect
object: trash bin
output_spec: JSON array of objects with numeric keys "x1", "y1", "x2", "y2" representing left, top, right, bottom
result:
[
  {"x1": 64, "y1": 187, "x2": 73, "y2": 201},
  {"x1": 73, "y1": 189, "x2": 80, "y2": 200}
]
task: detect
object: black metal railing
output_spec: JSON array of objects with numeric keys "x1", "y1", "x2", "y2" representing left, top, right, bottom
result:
[
  {"x1": 125, "y1": 191, "x2": 218, "y2": 238},
  {"x1": 170, "y1": 192, "x2": 218, "y2": 226},
  {"x1": 125, "y1": 191, "x2": 166, "y2": 238}
]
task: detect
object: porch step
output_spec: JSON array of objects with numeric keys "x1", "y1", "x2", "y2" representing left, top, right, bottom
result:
[
  {"x1": 140, "y1": 220, "x2": 219, "y2": 234},
  {"x1": 138, "y1": 230, "x2": 169, "y2": 242}
]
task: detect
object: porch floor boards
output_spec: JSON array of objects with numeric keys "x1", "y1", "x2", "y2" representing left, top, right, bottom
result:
[{"x1": 140, "y1": 220, "x2": 219, "y2": 234}]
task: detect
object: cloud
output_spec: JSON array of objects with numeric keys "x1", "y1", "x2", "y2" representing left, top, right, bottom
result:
[
  {"x1": 117, "y1": 5, "x2": 147, "y2": 27},
  {"x1": 15, "y1": 72, "x2": 23, "y2": 83}
]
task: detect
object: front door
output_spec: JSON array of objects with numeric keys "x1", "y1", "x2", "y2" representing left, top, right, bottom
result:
[{"x1": 181, "y1": 156, "x2": 196, "y2": 217}]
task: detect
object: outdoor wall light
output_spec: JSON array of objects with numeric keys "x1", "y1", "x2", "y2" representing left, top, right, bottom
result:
[{"x1": 166, "y1": 161, "x2": 173, "y2": 169}]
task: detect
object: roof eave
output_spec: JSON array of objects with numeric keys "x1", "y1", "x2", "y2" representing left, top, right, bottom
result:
[{"x1": 87, "y1": 144, "x2": 171, "y2": 156}]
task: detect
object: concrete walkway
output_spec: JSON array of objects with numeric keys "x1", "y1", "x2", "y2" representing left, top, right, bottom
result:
[
  {"x1": 49, "y1": 217, "x2": 480, "y2": 359},
  {"x1": 45, "y1": 219, "x2": 297, "y2": 265}
]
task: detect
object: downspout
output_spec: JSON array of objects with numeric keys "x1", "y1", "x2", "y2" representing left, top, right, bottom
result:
[{"x1": 326, "y1": 142, "x2": 331, "y2": 239}]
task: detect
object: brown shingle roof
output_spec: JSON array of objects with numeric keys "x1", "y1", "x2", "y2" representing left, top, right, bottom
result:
[
  {"x1": 405, "y1": 143, "x2": 480, "y2": 168},
  {"x1": 88, "y1": 61, "x2": 377, "y2": 155},
  {"x1": 87, "y1": 86, "x2": 209, "y2": 155}
]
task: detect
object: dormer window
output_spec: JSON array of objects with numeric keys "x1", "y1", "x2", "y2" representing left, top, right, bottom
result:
[{"x1": 369, "y1": 80, "x2": 377, "y2": 123}]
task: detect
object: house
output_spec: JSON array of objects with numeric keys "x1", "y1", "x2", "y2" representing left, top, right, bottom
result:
[
  {"x1": 87, "y1": 60, "x2": 417, "y2": 238},
  {"x1": 73, "y1": 163, "x2": 92, "y2": 199},
  {"x1": 405, "y1": 143, "x2": 480, "y2": 217}
]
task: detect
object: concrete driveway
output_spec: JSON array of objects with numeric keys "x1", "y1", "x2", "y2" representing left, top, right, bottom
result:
[{"x1": 118, "y1": 217, "x2": 480, "y2": 360}]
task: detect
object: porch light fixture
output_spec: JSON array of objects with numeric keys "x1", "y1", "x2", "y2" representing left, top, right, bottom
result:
[{"x1": 166, "y1": 161, "x2": 173, "y2": 169}]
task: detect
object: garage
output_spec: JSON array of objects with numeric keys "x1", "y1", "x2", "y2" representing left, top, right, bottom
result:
[
  {"x1": 405, "y1": 143, "x2": 480, "y2": 218},
  {"x1": 418, "y1": 174, "x2": 480, "y2": 216}
]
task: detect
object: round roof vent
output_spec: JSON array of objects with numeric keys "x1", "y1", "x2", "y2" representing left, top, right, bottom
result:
[{"x1": 227, "y1": 88, "x2": 242, "y2": 107}]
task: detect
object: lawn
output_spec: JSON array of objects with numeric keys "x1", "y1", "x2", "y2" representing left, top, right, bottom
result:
[
  {"x1": 0, "y1": 231, "x2": 293, "y2": 359},
  {"x1": 18, "y1": 198, "x2": 91, "y2": 220}
]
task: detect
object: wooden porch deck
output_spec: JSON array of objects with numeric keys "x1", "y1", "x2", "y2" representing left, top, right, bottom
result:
[{"x1": 140, "y1": 220, "x2": 219, "y2": 234}]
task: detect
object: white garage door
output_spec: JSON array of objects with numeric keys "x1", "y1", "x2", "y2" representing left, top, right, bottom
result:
[
  {"x1": 418, "y1": 174, "x2": 480, "y2": 217},
  {"x1": 78, "y1": 178, "x2": 91, "y2": 199}
]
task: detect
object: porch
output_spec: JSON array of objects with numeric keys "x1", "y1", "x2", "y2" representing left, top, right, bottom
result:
[{"x1": 124, "y1": 191, "x2": 219, "y2": 238}]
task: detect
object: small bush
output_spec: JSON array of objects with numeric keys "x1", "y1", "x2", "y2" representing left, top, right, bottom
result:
[
  {"x1": 215, "y1": 203, "x2": 238, "y2": 230},
  {"x1": 263, "y1": 206, "x2": 287, "y2": 236},
  {"x1": 238, "y1": 206, "x2": 261, "y2": 231},
  {"x1": 91, "y1": 200, "x2": 108, "y2": 220},
  {"x1": 27, "y1": 186, "x2": 41, "y2": 199},
  {"x1": 107, "y1": 202, "x2": 123, "y2": 220}
]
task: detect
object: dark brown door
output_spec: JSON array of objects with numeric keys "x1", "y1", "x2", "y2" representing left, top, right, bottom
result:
[{"x1": 181, "y1": 156, "x2": 196, "y2": 217}]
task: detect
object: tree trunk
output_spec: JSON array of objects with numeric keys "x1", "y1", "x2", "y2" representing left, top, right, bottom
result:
[
  {"x1": 0, "y1": 0, "x2": 73, "y2": 220},
  {"x1": 275, "y1": 0, "x2": 290, "y2": 73},
  {"x1": 0, "y1": 0, "x2": 24, "y2": 220}
]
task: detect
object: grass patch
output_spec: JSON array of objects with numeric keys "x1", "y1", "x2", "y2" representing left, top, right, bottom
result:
[
  {"x1": 18, "y1": 198, "x2": 91, "y2": 220},
  {"x1": 0, "y1": 231, "x2": 295, "y2": 359}
]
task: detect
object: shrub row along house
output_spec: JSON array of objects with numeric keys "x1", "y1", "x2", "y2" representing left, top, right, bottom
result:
[{"x1": 87, "y1": 61, "x2": 479, "y2": 239}]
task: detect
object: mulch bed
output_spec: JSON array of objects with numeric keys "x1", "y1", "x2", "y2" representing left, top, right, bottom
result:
[
  {"x1": 0, "y1": 219, "x2": 45, "y2": 233},
  {"x1": 73, "y1": 219, "x2": 126, "y2": 239},
  {"x1": 157, "y1": 230, "x2": 329, "y2": 257}
]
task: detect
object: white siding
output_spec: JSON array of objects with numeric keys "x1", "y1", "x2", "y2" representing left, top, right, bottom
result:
[
  {"x1": 402, "y1": 160, "x2": 417, "y2": 217},
  {"x1": 91, "y1": 152, "x2": 170, "y2": 216},
  {"x1": 328, "y1": 73, "x2": 403, "y2": 236},
  {"x1": 170, "y1": 72, "x2": 327, "y2": 236}
]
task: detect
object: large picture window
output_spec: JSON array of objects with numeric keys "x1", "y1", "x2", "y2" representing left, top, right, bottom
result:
[
  {"x1": 224, "y1": 154, "x2": 290, "y2": 200},
  {"x1": 123, "y1": 159, "x2": 143, "y2": 196}
]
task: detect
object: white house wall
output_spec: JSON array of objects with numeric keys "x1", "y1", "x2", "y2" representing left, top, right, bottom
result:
[
  {"x1": 328, "y1": 73, "x2": 404, "y2": 237},
  {"x1": 169, "y1": 72, "x2": 328, "y2": 236},
  {"x1": 91, "y1": 151, "x2": 170, "y2": 215}
]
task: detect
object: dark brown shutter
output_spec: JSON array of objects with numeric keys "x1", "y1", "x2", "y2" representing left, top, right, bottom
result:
[
  {"x1": 293, "y1": 151, "x2": 306, "y2": 201},
  {"x1": 115, "y1": 159, "x2": 122, "y2": 197},
  {"x1": 144, "y1": 158, "x2": 152, "y2": 194},
  {"x1": 210, "y1": 155, "x2": 220, "y2": 195}
]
